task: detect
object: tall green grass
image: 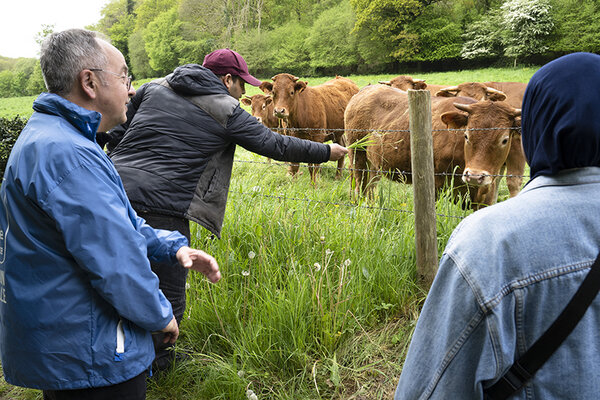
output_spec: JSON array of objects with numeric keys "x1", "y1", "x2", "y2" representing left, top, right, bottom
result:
[{"x1": 0, "y1": 68, "x2": 535, "y2": 399}]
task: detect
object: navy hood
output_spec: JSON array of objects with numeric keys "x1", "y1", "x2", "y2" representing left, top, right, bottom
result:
[
  {"x1": 166, "y1": 64, "x2": 230, "y2": 97},
  {"x1": 522, "y1": 52, "x2": 600, "y2": 180}
]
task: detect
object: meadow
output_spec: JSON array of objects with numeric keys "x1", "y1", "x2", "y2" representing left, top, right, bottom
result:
[{"x1": 0, "y1": 67, "x2": 537, "y2": 399}]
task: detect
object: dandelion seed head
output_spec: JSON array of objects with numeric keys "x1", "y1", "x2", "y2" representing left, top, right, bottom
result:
[
  {"x1": 319, "y1": 235, "x2": 325, "y2": 244},
  {"x1": 242, "y1": 270, "x2": 250, "y2": 276},
  {"x1": 185, "y1": 282, "x2": 191, "y2": 290},
  {"x1": 248, "y1": 251, "x2": 256, "y2": 259},
  {"x1": 252, "y1": 186, "x2": 261, "y2": 192},
  {"x1": 325, "y1": 249, "x2": 334, "y2": 255},
  {"x1": 237, "y1": 370, "x2": 245, "y2": 378},
  {"x1": 246, "y1": 389, "x2": 258, "y2": 400},
  {"x1": 314, "y1": 263, "x2": 321, "y2": 272},
  {"x1": 344, "y1": 259, "x2": 351, "y2": 267}
]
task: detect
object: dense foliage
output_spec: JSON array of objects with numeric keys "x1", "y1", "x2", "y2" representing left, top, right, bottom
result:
[
  {"x1": 0, "y1": 117, "x2": 26, "y2": 179},
  {"x1": 0, "y1": 0, "x2": 598, "y2": 97}
]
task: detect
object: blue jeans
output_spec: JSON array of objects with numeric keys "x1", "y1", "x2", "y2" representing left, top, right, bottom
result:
[{"x1": 138, "y1": 212, "x2": 190, "y2": 371}]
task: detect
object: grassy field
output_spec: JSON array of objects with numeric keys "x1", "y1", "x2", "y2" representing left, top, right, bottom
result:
[{"x1": 0, "y1": 67, "x2": 536, "y2": 399}]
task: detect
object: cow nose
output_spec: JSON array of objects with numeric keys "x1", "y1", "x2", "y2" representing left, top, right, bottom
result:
[
  {"x1": 274, "y1": 108, "x2": 288, "y2": 118},
  {"x1": 462, "y1": 168, "x2": 491, "y2": 186}
]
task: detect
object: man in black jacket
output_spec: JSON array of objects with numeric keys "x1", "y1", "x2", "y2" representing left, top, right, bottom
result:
[{"x1": 107, "y1": 48, "x2": 347, "y2": 372}]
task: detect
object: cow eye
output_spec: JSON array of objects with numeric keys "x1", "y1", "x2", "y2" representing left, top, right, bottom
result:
[
  {"x1": 464, "y1": 133, "x2": 469, "y2": 142},
  {"x1": 262, "y1": 104, "x2": 266, "y2": 110},
  {"x1": 290, "y1": 91, "x2": 294, "y2": 96},
  {"x1": 501, "y1": 137, "x2": 509, "y2": 145}
]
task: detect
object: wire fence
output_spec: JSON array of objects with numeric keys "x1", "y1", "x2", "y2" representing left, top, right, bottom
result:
[{"x1": 228, "y1": 123, "x2": 529, "y2": 224}]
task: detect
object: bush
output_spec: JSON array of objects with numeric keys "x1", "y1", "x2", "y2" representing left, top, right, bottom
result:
[{"x1": 0, "y1": 116, "x2": 26, "y2": 179}]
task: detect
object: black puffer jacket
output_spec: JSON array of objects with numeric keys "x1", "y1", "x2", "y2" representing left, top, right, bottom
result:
[{"x1": 109, "y1": 64, "x2": 330, "y2": 237}]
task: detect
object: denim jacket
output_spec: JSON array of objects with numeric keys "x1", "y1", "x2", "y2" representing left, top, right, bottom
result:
[{"x1": 395, "y1": 167, "x2": 600, "y2": 399}]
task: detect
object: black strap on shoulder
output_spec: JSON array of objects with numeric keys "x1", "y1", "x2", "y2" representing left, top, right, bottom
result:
[{"x1": 484, "y1": 252, "x2": 600, "y2": 400}]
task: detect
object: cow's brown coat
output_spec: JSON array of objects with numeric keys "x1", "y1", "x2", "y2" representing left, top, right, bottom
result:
[
  {"x1": 261, "y1": 74, "x2": 359, "y2": 180},
  {"x1": 344, "y1": 84, "x2": 521, "y2": 207}
]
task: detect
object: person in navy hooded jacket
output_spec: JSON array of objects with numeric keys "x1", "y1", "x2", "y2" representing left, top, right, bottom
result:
[
  {"x1": 394, "y1": 53, "x2": 600, "y2": 399},
  {"x1": 0, "y1": 29, "x2": 220, "y2": 400},
  {"x1": 106, "y1": 48, "x2": 348, "y2": 371}
]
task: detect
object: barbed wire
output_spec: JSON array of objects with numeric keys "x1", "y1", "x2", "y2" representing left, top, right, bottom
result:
[
  {"x1": 234, "y1": 159, "x2": 531, "y2": 179},
  {"x1": 268, "y1": 126, "x2": 521, "y2": 134},
  {"x1": 229, "y1": 189, "x2": 468, "y2": 220}
]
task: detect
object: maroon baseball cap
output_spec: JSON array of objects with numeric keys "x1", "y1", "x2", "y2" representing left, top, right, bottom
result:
[{"x1": 202, "y1": 48, "x2": 262, "y2": 87}]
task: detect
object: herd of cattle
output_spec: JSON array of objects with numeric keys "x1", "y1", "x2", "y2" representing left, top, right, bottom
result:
[{"x1": 241, "y1": 74, "x2": 528, "y2": 209}]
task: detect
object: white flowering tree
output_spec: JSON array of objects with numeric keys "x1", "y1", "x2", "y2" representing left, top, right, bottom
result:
[
  {"x1": 461, "y1": 0, "x2": 554, "y2": 66},
  {"x1": 501, "y1": 0, "x2": 554, "y2": 66}
]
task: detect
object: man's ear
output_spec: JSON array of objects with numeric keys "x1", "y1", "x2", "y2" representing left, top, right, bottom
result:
[
  {"x1": 221, "y1": 74, "x2": 234, "y2": 90},
  {"x1": 79, "y1": 69, "x2": 98, "y2": 99}
]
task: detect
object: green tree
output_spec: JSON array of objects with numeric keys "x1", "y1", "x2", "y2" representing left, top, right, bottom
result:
[
  {"x1": 143, "y1": 7, "x2": 183, "y2": 74},
  {"x1": 91, "y1": 0, "x2": 136, "y2": 72},
  {"x1": 349, "y1": 0, "x2": 434, "y2": 59},
  {"x1": 501, "y1": 0, "x2": 554, "y2": 66},
  {"x1": 549, "y1": 0, "x2": 600, "y2": 54},
  {"x1": 398, "y1": 3, "x2": 462, "y2": 61},
  {"x1": 461, "y1": 8, "x2": 504, "y2": 59},
  {"x1": 128, "y1": 30, "x2": 157, "y2": 78},
  {"x1": 305, "y1": 1, "x2": 361, "y2": 72},
  {"x1": 26, "y1": 62, "x2": 46, "y2": 95}
]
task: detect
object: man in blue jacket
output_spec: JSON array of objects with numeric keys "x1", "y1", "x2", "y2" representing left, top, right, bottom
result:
[
  {"x1": 107, "y1": 48, "x2": 348, "y2": 371},
  {"x1": 0, "y1": 29, "x2": 220, "y2": 399}
]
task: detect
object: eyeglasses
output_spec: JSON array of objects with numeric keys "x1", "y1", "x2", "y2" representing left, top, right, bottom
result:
[{"x1": 89, "y1": 68, "x2": 132, "y2": 90}]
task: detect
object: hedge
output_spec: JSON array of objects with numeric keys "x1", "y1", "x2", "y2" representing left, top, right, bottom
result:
[{"x1": 0, "y1": 116, "x2": 27, "y2": 180}]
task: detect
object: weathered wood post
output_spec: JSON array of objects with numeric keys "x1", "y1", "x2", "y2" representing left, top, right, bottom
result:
[{"x1": 408, "y1": 89, "x2": 438, "y2": 288}]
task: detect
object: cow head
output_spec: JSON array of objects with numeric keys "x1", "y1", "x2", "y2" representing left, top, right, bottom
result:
[
  {"x1": 441, "y1": 100, "x2": 521, "y2": 188},
  {"x1": 241, "y1": 94, "x2": 278, "y2": 128},
  {"x1": 379, "y1": 75, "x2": 427, "y2": 90},
  {"x1": 436, "y1": 82, "x2": 507, "y2": 102},
  {"x1": 259, "y1": 73, "x2": 307, "y2": 120}
]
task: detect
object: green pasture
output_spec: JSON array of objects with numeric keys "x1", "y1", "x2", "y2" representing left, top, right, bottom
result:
[{"x1": 0, "y1": 68, "x2": 535, "y2": 399}]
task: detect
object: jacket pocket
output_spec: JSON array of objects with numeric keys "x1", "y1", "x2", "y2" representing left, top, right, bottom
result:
[{"x1": 114, "y1": 318, "x2": 125, "y2": 361}]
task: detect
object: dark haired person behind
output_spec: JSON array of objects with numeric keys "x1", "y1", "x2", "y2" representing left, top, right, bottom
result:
[
  {"x1": 106, "y1": 48, "x2": 348, "y2": 371},
  {"x1": 394, "y1": 52, "x2": 600, "y2": 399},
  {"x1": 0, "y1": 29, "x2": 220, "y2": 400}
]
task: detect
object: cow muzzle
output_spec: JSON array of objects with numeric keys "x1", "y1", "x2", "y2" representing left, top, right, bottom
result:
[
  {"x1": 274, "y1": 108, "x2": 288, "y2": 119},
  {"x1": 462, "y1": 168, "x2": 494, "y2": 186}
]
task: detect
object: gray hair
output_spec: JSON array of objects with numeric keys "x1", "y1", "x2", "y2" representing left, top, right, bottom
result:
[{"x1": 40, "y1": 29, "x2": 108, "y2": 96}]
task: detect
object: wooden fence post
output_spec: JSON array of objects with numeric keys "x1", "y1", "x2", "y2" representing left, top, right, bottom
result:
[{"x1": 408, "y1": 89, "x2": 438, "y2": 288}]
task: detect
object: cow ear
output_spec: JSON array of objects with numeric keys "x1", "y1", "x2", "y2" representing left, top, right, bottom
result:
[
  {"x1": 441, "y1": 112, "x2": 468, "y2": 129},
  {"x1": 259, "y1": 81, "x2": 273, "y2": 94},
  {"x1": 378, "y1": 80, "x2": 391, "y2": 86},
  {"x1": 294, "y1": 80, "x2": 307, "y2": 93},
  {"x1": 435, "y1": 90, "x2": 453, "y2": 97},
  {"x1": 241, "y1": 96, "x2": 252, "y2": 106}
]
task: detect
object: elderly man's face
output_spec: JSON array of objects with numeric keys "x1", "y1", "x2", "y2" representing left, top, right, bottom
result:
[{"x1": 94, "y1": 40, "x2": 135, "y2": 132}]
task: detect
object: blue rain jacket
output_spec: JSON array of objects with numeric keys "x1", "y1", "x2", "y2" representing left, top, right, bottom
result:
[{"x1": 0, "y1": 93, "x2": 188, "y2": 390}]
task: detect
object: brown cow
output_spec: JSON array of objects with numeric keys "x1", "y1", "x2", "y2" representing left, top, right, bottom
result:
[
  {"x1": 435, "y1": 82, "x2": 507, "y2": 102},
  {"x1": 378, "y1": 75, "x2": 427, "y2": 90},
  {"x1": 435, "y1": 82, "x2": 526, "y2": 198},
  {"x1": 241, "y1": 93, "x2": 286, "y2": 164},
  {"x1": 344, "y1": 84, "x2": 521, "y2": 208},
  {"x1": 484, "y1": 82, "x2": 527, "y2": 108},
  {"x1": 260, "y1": 74, "x2": 359, "y2": 181},
  {"x1": 241, "y1": 93, "x2": 279, "y2": 130}
]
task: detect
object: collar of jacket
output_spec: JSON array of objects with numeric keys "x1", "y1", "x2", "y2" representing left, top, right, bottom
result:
[{"x1": 32, "y1": 92, "x2": 102, "y2": 142}]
